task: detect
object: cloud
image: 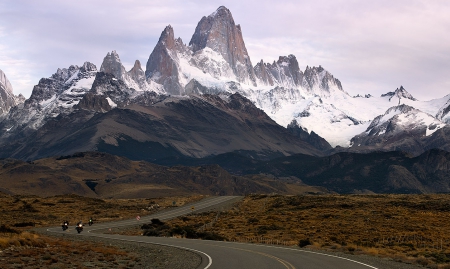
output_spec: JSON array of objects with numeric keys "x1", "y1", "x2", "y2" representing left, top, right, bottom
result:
[{"x1": 1, "y1": 0, "x2": 449, "y2": 101}]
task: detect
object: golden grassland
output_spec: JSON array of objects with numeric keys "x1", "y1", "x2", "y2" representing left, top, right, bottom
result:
[
  {"x1": 0, "y1": 193, "x2": 204, "y2": 268},
  {"x1": 141, "y1": 194, "x2": 450, "y2": 268}
]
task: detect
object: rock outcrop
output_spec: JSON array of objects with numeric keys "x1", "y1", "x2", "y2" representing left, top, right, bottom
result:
[
  {"x1": 0, "y1": 69, "x2": 24, "y2": 116},
  {"x1": 145, "y1": 25, "x2": 183, "y2": 95},
  {"x1": 189, "y1": 6, "x2": 257, "y2": 86}
]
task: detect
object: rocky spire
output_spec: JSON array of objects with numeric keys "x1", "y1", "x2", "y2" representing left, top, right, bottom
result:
[
  {"x1": 254, "y1": 60, "x2": 274, "y2": 86},
  {"x1": 145, "y1": 25, "x2": 183, "y2": 95},
  {"x1": 0, "y1": 68, "x2": 13, "y2": 95},
  {"x1": 302, "y1": 65, "x2": 344, "y2": 97},
  {"x1": 381, "y1": 86, "x2": 417, "y2": 103},
  {"x1": 0, "y1": 69, "x2": 24, "y2": 115},
  {"x1": 128, "y1": 60, "x2": 147, "y2": 89},
  {"x1": 128, "y1": 60, "x2": 144, "y2": 82},
  {"x1": 189, "y1": 6, "x2": 257, "y2": 86},
  {"x1": 272, "y1": 55, "x2": 303, "y2": 87},
  {"x1": 100, "y1": 50, "x2": 127, "y2": 81}
]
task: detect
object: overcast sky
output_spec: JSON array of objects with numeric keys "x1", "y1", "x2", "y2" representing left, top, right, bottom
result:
[{"x1": 1, "y1": 0, "x2": 449, "y2": 100}]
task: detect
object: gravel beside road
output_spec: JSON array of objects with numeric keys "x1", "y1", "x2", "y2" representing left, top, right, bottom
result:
[{"x1": 36, "y1": 228, "x2": 201, "y2": 269}]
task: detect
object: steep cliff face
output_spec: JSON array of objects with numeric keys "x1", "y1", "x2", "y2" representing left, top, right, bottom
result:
[
  {"x1": 255, "y1": 55, "x2": 303, "y2": 88},
  {"x1": 145, "y1": 25, "x2": 183, "y2": 95},
  {"x1": 100, "y1": 51, "x2": 127, "y2": 82},
  {"x1": 254, "y1": 60, "x2": 274, "y2": 86},
  {"x1": 128, "y1": 60, "x2": 147, "y2": 89},
  {"x1": 0, "y1": 69, "x2": 24, "y2": 116},
  {"x1": 302, "y1": 65, "x2": 344, "y2": 97},
  {"x1": 189, "y1": 6, "x2": 256, "y2": 86}
]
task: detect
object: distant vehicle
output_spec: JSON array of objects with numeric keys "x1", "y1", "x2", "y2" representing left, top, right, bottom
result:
[
  {"x1": 62, "y1": 221, "x2": 69, "y2": 231},
  {"x1": 76, "y1": 222, "x2": 83, "y2": 233}
]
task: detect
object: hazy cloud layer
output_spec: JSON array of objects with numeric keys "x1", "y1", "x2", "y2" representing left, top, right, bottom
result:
[{"x1": 1, "y1": 0, "x2": 449, "y2": 100}]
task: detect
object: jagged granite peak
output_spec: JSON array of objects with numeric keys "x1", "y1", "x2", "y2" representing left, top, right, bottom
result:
[
  {"x1": 80, "y1": 61, "x2": 98, "y2": 73},
  {"x1": 302, "y1": 65, "x2": 345, "y2": 97},
  {"x1": 0, "y1": 69, "x2": 14, "y2": 95},
  {"x1": 158, "y1": 25, "x2": 176, "y2": 50},
  {"x1": 28, "y1": 62, "x2": 97, "y2": 104},
  {"x1": 90, "y1": 72, "x2": 134, "y2": 105},
  {"x1": 128, "y1": 60, "x2": 145, "y2": 85},
  {"x1": 381, "y1": 86, "x2": 417, "y2": 103},
  {"x1": 145, "y1": 25, "x2": 183, "y2": 95},
  {"x1": 0, "y1": 69, "x2": 24, "y2": 116},
  {"x1": 258, "y1": 54, "x2": 303, "y2": 88},
  {"x1": 189, "y1": 6, "x2": 257, "y2": 86},
  {"x1": 0, "y1": 62, "x2": 98, "y2": 136},
  {"x1": 100, "y1": 50, "x2": 127, "y2": 81},
  {"x1": 254, "y1": 60, "x2": 274, "y2": 86}
]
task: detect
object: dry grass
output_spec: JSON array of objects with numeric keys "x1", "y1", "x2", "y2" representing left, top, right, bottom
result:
[
  {"x1": 0, "y1": 193, "x2": 204, "y2": 230},
  {"x1": 0, "y1": 192, "x2": 204, "y2": 268},
  {"x1": 142, "y1": 194, "x2": 450, "y2": 268}
]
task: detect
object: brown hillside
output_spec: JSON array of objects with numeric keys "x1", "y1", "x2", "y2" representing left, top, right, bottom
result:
[{"x1": 0, "y1": 152, "x2": 326, "y2": 198}]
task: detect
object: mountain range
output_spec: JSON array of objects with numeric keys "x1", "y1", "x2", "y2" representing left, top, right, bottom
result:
[{"x1": 1, "y1": 6, "x2": 450, "y2": 166}]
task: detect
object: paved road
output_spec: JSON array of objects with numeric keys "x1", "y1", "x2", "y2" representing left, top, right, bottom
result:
[{"x1": 47, "y1": 196, "x2": 379, "y2": 269}]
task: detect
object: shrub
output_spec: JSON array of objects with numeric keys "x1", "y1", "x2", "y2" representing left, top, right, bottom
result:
[
  {"x1": 151, "y1": 219, "x2": 164, "y2": 226},
  {"x1": 13, "y1": 222, "x2": 35, "y2": 227},
  {"x1": 0, "y1": 225, "x2": 19, "y2": 234},
  {"x1": 299, "y1": 238, "x2": 312, "y2": 248},
  {"x1": 143, "y1": 229, "x2": 160, "y2": 236}
]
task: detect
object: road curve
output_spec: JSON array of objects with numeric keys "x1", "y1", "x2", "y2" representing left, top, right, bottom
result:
[{"x1": 47, "y1": 196, "x2": 379, "y2": 269}]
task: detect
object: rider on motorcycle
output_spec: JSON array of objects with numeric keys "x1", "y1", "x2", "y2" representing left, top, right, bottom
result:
[{"x1": 62, "y1": 220, "x2": 69, "y2": 231}]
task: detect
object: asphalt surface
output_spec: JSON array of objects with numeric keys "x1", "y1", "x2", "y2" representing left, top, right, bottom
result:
[{"x1": 46, "y1": 196, "x2": 382, "y2": 269}]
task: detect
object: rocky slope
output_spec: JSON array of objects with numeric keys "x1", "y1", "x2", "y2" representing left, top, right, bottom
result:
[
  {"x1": 0, "y1": 152, "x2": 317, "y2": 197},
  {"x1": 0, "y1": 83, "x2": 323, "y2": 161},
  {"x1": 168, "y1": 148, "x2": 450, "y2": 194}
]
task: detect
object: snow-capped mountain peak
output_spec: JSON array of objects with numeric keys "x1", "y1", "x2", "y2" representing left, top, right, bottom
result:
[
  {"x1": 381, "y1": 85, "x2": 417, "y2": 104},
  {"x1": 189, "y1": 5, "x2": 257, "y2": 86},
  {"x1": 2, "y1": 6, "x2": 450, "y2": 158}
]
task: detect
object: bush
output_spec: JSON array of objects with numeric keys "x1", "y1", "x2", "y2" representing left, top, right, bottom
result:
[
  {"x1": 143, "y1": 229, "x2": 160, "y2": 236},
  {"x1": 0, "y1": 225, "x2": 19, "y2": 234},
  {"x1": 299, "y1": 238, "x2": 312, "y2": 248},
  {"x1": 151, "y1": 219, "x2": 164, "y2": 226},
  {"x1": 13, "y1": 222, "x2": 35, "y2": 227}
]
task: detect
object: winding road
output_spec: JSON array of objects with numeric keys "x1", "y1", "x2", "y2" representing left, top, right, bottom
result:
[{"x1": 46, "y1": 196, "x2": 379, "y2": 269}]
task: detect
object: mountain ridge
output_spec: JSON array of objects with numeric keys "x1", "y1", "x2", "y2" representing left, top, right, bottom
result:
[{"x1": 1, "y1": 6, "x2": 450, "y2": 161}]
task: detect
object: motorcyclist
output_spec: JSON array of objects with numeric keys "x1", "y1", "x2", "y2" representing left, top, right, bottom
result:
[
  {"x1": 62, "y1": 220, "x2": 69, "y2": 231},
  {"x1": 76, "y1": 220, "x2": 83, "y2": 233},
  {"x1": 89, "y1": 217, "x2": 93, "y2": 226}
]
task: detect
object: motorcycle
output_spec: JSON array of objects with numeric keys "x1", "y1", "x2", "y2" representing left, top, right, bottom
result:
[
  {"x1": 88, "y1": 219, "x2": 93, "y2": 226},
  {"x1": 62, "y1": 222, "x2": 69, "y2": 231},
  {"x1": 76, "y1": 223, "x2": 83, "y2": 233}
]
